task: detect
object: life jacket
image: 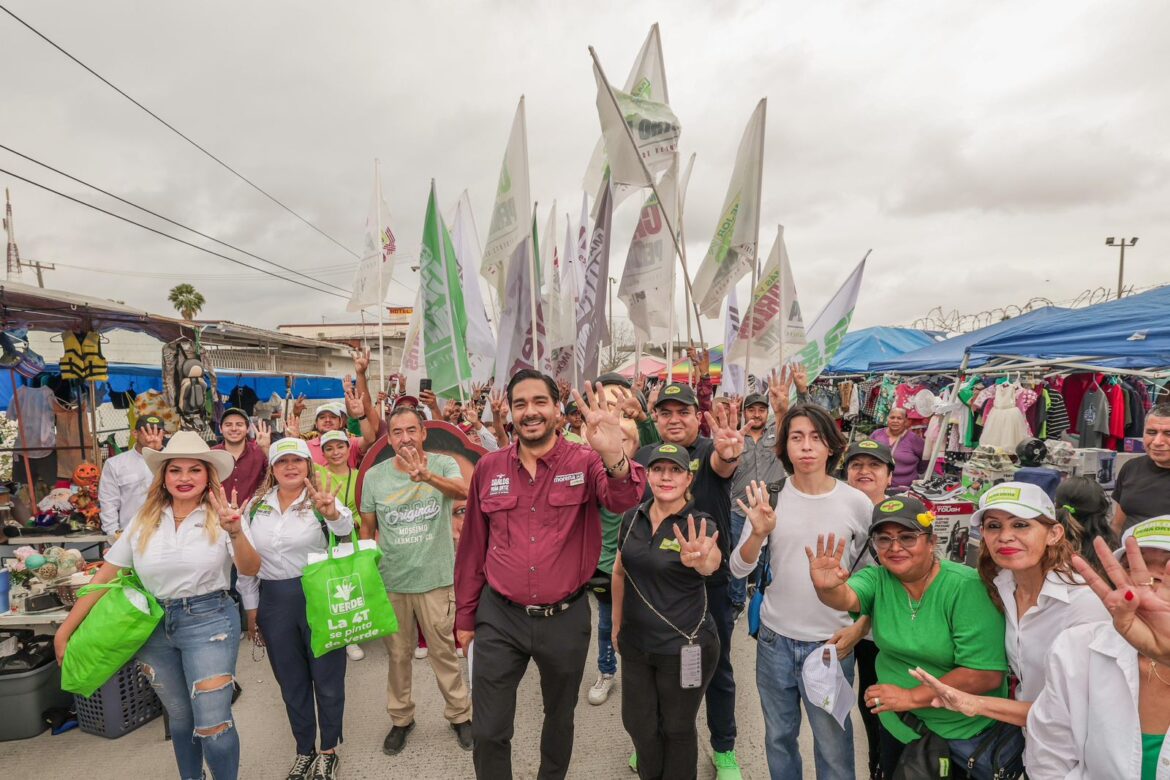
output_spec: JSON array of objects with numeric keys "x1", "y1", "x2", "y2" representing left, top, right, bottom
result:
[{"x1": 60, "y1": 331, "x2": 109, "y2": 381}]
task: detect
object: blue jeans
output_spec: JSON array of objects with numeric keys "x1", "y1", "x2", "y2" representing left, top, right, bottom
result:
[
  {"x1": 756, "y1": 625, "x2": 855, "y2": 780},
  {"x1": 138, "y1": 591, "x2": 241, "y2": 780},
  {"x1": 728, "y1": 511, "x2": 749, "y2": 606},
  {"x1": 596, "y1": 598, "x2": 616, "y2": 676}
]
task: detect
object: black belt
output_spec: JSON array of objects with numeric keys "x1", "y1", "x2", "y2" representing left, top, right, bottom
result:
[{"x1": 492, "y1": 586, "x2": 585, "y2": 618}]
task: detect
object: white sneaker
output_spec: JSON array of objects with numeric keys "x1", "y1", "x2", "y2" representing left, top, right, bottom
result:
[
  {"x1": 587, "y1": 673, "x2": 615, "y2": 705},
  {"x1": 345, "y1": 644, "x2": 365, "y2": 661},
  {"x1": 414, "y1": 646, "x2": 429, "y2": 660}
]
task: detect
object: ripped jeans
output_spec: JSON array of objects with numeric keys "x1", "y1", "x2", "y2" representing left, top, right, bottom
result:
[{"x1": 138, "y1": 590, "x2": 241, "y2": 780}]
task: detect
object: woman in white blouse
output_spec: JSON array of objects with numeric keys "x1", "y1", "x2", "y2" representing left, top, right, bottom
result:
[
  {"x1": 237, "y1": 437, "x2": 353, "y2": 780},
  {"x1": 55, "y1": 432, "x2": 260, "y2": 780}
]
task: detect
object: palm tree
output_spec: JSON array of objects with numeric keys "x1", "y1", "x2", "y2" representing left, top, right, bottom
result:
[{"x1": 168, "y1": 283, "x2": 206, "y2": 321}]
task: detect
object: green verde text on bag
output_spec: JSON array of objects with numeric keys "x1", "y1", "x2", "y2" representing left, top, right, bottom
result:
[
  {"x1": 60, "y1": 568, "x2": 164, "y2": 697},
  {"x1": 301, "y1": 531, "x2": 398, "y2": 658}
]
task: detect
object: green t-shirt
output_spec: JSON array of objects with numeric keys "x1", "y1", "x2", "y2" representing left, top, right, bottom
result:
[
  {"x1": 848, "y1": 560, "x2": 1009, "y2": 744},
  {"x1": 359, "y1": 453, "x2": 461, "y2": 594},
  {"x1": 1143, "y1": 733, "x2": 1165, "y2": 780},
  {"x1": 596, "y1": 507, "x2": 622, "y2": 575},
  {"x1": 315, "y1": 465, "x2": 360, "y2": 523}
]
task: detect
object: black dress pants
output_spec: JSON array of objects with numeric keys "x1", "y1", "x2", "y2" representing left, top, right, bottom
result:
[{"x1": 704, "y1": 577, "x2": 737, "y2": 752}]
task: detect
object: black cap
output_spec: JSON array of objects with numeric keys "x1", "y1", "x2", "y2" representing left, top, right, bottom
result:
[
  {"x1": 655, "y1": 383, "x2": 698, "y2": 408},
  {"x1": 564, "y1": 399, "x2": 580, "y2": 415},
  {"x1": 135, "y1": 414, "x2": 165, "y2": 430},
  {"x1": 869, "y1": 496, "x2": 935, "y2": 535},
  {"x1": 218, "y1": 408, "x2": 248, "y2": 426},
  {"x1": 844, "y1": 439, "x2": 895, "y2": 468},
  {"x1": 595, "y1": 372, "x2": 632, "y2": 389},
  {"x1": 743, "y1": 393, "x2": 769, "y2": 409},
  {"x1": 646, "y1": 443, "x2": 691, "y2": 471}
]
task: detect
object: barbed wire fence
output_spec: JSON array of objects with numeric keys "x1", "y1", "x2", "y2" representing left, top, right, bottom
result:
[{"x1": 909, "y1": 283, "x2": 1165, "y2": 333}]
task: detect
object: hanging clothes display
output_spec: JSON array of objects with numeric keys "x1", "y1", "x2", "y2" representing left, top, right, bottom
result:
[
  {"x1": 5, "y1": 384, "x2": 56, "y2": 458},
  {"x1": 979, "y1": 382, "x2": 1032, "y2": 450},
  {"x1": 58, "y1": 331, "x2": 109, "y2": 381}
]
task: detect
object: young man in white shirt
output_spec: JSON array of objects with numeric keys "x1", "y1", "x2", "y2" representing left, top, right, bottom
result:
[{"x1": 97, "y1": 415, "x2": 166, "y2": 535}]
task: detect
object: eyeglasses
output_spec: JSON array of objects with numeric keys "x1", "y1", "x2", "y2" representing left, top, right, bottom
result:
[{"x1": 872, "y1": 532, "x2": 926, "y2": 550}]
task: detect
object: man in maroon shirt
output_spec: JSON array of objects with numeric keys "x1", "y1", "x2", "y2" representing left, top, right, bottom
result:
[
  {"x1": 213, "y1": 407, "x2": 270, "y2": 502},
  {"x1": 455, "y1": 369, "x2": 645, "y2": 779}
]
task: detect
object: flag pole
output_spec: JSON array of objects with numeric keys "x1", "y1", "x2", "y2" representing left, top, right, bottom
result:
[
  {"x1": 567, "y1": 212, "x2": 580, "y2": 391},
  {"x1": 433, "y1": 180, "x2": 468, "y2": 403},
  {"x1": 528, "y1": 201, "x2": 542, "y2": 373},
  {"x1": 776, "y1": 225, "x2": 786, "y2": 371},
  {"x1": 589, "y1": 45, "x2": 704, "y2": 345},
  {"x1": 374, "y1": 159, "x2": 387, "y2": 394},
  {"x1": 744, "y1": 99, "x2": 766, "y2": 392}
]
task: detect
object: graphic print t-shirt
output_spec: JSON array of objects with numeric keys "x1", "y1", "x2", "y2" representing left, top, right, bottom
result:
[{"x1": 360, "y1": 452, "x2": 461, "y2": 593}]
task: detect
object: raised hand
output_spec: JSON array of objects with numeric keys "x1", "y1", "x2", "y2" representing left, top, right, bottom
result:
[
  {"x1": 442, "y1": 399, "x2": 460, "y2": 421},
  {"x1": 1072, "y1": 536, "x2": 1170, "y2": 665},
  {"x1": 768, "y1": 366, "x2": 792, "y2": 416},
  {"x1": 351, "y1": 346, "x2": 371, "y2": 375},
  {"x1": 632, "y1": 372, "x2": 648, "y2": 395},
  {"x1": 571, "y1": 381, "x2": 626, "y2": 464},
  {"x1": 489, "y1": 389, "x2": 508, "y2": 423},
  {"x1": 735, "y1": 480, "x2": 776, "y2": 538},
  {"x1": 647, "y1": 381, "x2": 662, "y2": 410},
  {"x1": 254, "y1": 420, "x2": 272, "y2": 451},
  {"x1": 396, "y1": 445, "x2": 431, "y2": 484},
  {"x1": 138, "y1": 423, "x2": 166, "y2": 451},
  {"x1": 806, "y1": 533, "x2": 850, "y2": 591},
  {"x1": 675, "y1": 514, "x2": 719, "y2": 571},
  {"x1": 463, "y1": 401, "x2": 482, "y2": 427},
  {"x1": 792, "y1": 362, "x2": 809, "y2": 395},
  {"x1": 292, "y1": 394, "x2": 307, "y2": 418},
  {"x1": 208, "y1": 485, "x2": 244, "y2": 535},
  {"x1": 695, "y1": 348, "x2": 711, "y2": 377},
  {"x1": 344, "y1": 380, "x2": 365, "y2": 418},
  {"x1": 285, "y1": 411, "x2": 301, "y2": 439},
  {"x1": 705, "y1": 403, "x2": 745, "y2": 463},
  {"x1": 556, "y1": 379, "x2": 571, "y2": 405},
  {"x1": 419, "y1": 388, "x2": 440, "y2": 417},
  {"x1": 617, "y1": 387, "x2": 646, "y2": 421},
  {"x1": 303, "y1": 478, "x2": 341, "y2": 521}
]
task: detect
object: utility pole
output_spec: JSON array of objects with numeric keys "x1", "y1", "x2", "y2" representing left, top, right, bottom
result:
[
  {"x1": 4, "y1": 187, "x2": 22, "y2": 280},
  {"x1": 20, "y1": 259, "x2": 55, "y2": 288},
  {"x1": 1105, "y1": 237, "x2": 1139, "y2": 299}
]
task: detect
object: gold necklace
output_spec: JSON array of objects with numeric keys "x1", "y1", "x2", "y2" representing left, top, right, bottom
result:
[{"x1": 1146, "y1": 657, "x2": 1170, "y2": 686}]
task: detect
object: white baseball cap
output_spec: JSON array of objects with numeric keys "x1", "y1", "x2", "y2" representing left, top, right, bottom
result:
[
  {"x1": 315, "y1": 402, "x2": 347, "y2": 419},
  {"x1": 318, "y1": 430, "x2": 350, "y2": 447},
  {"x1": 268, "y1": 437, "x2": 312, "y2": 465},
  {"x1": 970, "y1": 482, "x2": 1056, "y2": 527},
  {"x1": 1114, "y1": 516, "x2": 1170, "y2": 560}
]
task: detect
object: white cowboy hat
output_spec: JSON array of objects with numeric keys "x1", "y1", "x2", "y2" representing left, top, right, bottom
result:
[{"x1": 142, "y1": 430, "x2": 236, "y2": 482}]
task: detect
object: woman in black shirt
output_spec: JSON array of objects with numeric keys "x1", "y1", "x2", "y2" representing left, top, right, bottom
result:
[{"x1": 612, "y1": 442, "x2": 722, "y2": 780}]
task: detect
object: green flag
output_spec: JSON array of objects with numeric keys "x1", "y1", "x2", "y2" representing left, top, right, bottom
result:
[{"x1": 420, "y1": 180, "x2": 472, "y2": 398}]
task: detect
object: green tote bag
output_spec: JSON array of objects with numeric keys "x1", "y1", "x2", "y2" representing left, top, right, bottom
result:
[
  {"x1": 301, "y1": 530, "x2": 398, "y2": 658},
  {"x1": 60, "y1": 568, "x2": 164, "y2": 697}
]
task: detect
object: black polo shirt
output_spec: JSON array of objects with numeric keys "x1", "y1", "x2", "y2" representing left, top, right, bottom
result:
[
  {"x1": 635, "y1": 436, "x2": 733, "y2": 582},
  {"x1": 618, "y1": 501, "x2": 717, "y2": 654}
]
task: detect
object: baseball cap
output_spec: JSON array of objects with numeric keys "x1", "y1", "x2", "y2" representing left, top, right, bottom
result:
[
  {"x1": 315, "y1": 401, "x2": 347, "y2": 419},
  {"x1": 1114, "y1": 516, "x2": 1170, "y2": 560},
  {"x1": 743, "y1": 393, "x2": 769, "y2": 409},
  {"x1": 268, "y1": 437, "x2": 312, "y2": 465},
  {"x1": 394, "y1": 395, "x2": 420, "y2": 409},
  {"x1": 844, "y1": 439, "x2": 894, "y2": 468},
  {"x1": 970, "y1": 482, "x2": 1056, "y2": 528},
  {"x1": 135, "y1": 414, "x2": 165, "y2": 431},
  {"x1": 218, "y1": 408, "x2": 248, "y2": 426},
  {"x1": 318, "y1": 430, "x2": 350, "y2": 447},
  {"x1": 646, "y1": 443, "x2": 691, "y2": 471},
  {"x1": 595, "y1": 372, "x2": 632, "y2": 389},
  {"x1": 870, "y1": 496, "x2": 936, "y2": 535},
  {"x1": 564, "y1": 399, "x2": 580, "y2": 415},
  {"x1": 655, "y1": 383, "x2": 698, "y2": 408}
]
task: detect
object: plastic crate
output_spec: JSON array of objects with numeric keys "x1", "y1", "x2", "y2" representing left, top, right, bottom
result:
[{"x1": 73, "y1": 660, "x2": 163, "y2": 738}]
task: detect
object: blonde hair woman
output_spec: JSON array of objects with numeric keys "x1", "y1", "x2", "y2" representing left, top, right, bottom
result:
[{"x1": 54, "y1": 432, "x2": 258, "y2": 780}]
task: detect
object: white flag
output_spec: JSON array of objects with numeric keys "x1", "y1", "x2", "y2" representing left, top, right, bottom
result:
[
  {"x1": 481, "y1": 98, "x2": 531, "y2": 301},
  {"x1": 585, "y1": 25, "x2": 673, "y2": 208},
  {"x1": 722, "y1": 287, "x2": 745, "y2": 395},
  {"x1": 575, "y1": 180, "x2": 614, "y2": 379},
  {"x1": 399, "y1": 288, "x2": 425, "y2": 393},
  {"x1": 793, "y1": 258, "x2": 867, "y2": 383},
  {"x1": 347, "y1": 172, "x2": 397, "y2": 312},
  {"x1": 549, "y1": 214, "x2": 578, "y2": 383},
  {"x1": 691, "y1": 99, "x2": 767, "y2": 318},
  {"x1": 450, "y1": 191, "x2": 496, "y2": 383},
  {"x1": 618, "y1": 158, "x2": 677, "y2": 342},
  {"x1": 494, "y1": 214, "x2": 544, "y2": 382},
  {"x1": 574, "y1": 192, "x2": 590, "y2": 294},
  {"x1": 728, "y1": 225, "x2": 806, "y2": 365}
]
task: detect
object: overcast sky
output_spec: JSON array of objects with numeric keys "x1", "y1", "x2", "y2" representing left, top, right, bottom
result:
[{"x1": 2, "y1": 0, "x2": 1167, "y2": 340}]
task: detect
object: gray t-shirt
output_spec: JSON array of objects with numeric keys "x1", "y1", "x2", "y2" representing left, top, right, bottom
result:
[{"x1": 1078, "y1": 389, "x2": 1110, "y2": 449}]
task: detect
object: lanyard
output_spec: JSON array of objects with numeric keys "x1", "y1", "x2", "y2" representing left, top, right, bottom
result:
[{"x1": 619, "y1": 509, "x2": 708, "y2": 645}]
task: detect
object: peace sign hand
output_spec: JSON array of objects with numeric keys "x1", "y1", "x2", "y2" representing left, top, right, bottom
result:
[
  {"x1": 675, "y1": 514, "x2": 719, "y2": 571},
  {"x1": 303, "y1": 478, "x2": 341, "y2": 521},
  {"x1": 805, "y1": 533, "x2": 850, "y2": 592},
  {"x1": 208, "y1": 485, "x2": 244, "y2": 535},
  {"x1": 735, "y1": 480, "x2": 776, "y2": 538},
  {"x1": 396, "y1": 446, "x2": 431, "y2": 484},
  {"x1": 1072, "y1": 536, "x2": 1170, "y2": 664}
]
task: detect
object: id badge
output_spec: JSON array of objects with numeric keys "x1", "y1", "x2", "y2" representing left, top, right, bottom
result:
[{"x1": 680, "y1": 643, "x2": 703, "y2": 689}]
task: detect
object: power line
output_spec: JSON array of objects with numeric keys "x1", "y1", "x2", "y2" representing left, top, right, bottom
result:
[
  {"x1": 0, "y1": 2, "x2": 359, "y2": 259},
  {"x1": 0, "y1": 166, "x2": 352, "y2": 301},
  {"x1": 51, "y1": 260, "x2": 355, "y2": 282},
  {"x1": 0, "y1": 143, "x2": 355, "y2": 295}
]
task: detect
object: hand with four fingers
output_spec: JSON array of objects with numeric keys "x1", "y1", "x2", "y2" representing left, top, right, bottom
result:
[
  {"x1": 208, "y1": 485, "x2": 245, "y2": 536},
  {"x1": 396, "y1": 445, "x2": 432, "y2": 484},
  {"x1": 674, "y1": 514, "x2": 719, "y2": 573}
]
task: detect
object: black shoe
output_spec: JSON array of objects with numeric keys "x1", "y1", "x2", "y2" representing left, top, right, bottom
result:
[
  {"x1": 731, "y1": 602, "x2": 746, "y2": 622},
  {"x1": 451, "y1": 719, "x2": 474, "y2": 751},
  {"x1": 231, "y1": 680, "x2": 243, "y2": 703},
  {"x1": 382, "y1": 722, "x2": 415, "y2": 755},
  {"x1": 286, "y1": 753, "x2": 317, "y2": 780},
  {"x1": 312, "y1": 752, "x2": 339, "y2": 780}
]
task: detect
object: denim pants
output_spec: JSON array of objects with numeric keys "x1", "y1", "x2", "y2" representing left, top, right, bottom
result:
[
  {"x1": 596, "y1": 598, "x2": 617, "y2": 676},
  {"x1": 138, "y1": 591, "x2": 241, "y2": 780},
  {"x1": 756, "y1": 625, "x2": 855, "y2": 780},
  {"x1": 728, "y1": 511, "x2": 750, "y2": 606}
]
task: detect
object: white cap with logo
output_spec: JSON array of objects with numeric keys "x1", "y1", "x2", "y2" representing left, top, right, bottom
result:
[
  {"x1": 970, "y1": 482, "x2": 1056, "y2": 527},
  {"x1": 268, "y1": 437, "x2": 312, "y2": 465},
  {"x1": 1114, "y1": 516, "x2": 1170, "y2": 560}
]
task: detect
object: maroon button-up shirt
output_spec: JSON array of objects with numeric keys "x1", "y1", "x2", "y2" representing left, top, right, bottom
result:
[
  {"x1": 454, "y1": 436, "x2": 645, "y2": 631},
  {"x1": 214, "y1": 439, "x2": 267, "y2": 503}
]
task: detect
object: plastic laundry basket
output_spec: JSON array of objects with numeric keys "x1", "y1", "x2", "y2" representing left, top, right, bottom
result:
[{"x1": 73, "y1": 660, "x2": 163, "y2": 738}]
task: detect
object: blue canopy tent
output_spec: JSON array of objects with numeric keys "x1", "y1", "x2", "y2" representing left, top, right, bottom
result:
[
  {"x1": 869, "y1": 307, "x2": 1068, "y2": 373},
  {"x1": 825, "y1": 327, "x2": 943, "y2": 374},
  {"x1": 965, "y1": 286, "x2": 1170, "y2": 373}
]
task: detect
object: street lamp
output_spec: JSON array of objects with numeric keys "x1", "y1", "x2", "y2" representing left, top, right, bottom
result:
[{"x1": 1105, "y1": 237, "x2": 1139, "y2": 300}]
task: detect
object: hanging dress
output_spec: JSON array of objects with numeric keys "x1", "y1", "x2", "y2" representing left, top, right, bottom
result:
[{"x1": 979, "y1": 382, "x2": 1032, "y2": 451}]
